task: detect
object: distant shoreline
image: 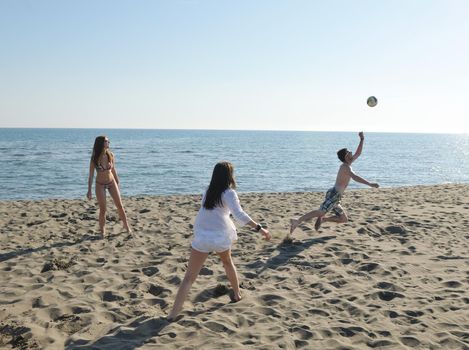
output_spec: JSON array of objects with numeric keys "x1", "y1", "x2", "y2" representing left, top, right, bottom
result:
[{"x1": 1, "y1": 183, "x2": 467, "y2": 203}]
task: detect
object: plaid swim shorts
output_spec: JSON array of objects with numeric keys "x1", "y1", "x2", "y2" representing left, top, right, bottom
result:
[{"x1": 319, "y1": 187, "x2": 344, "y2": 216}]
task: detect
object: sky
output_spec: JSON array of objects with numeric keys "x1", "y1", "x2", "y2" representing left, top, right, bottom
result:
[{"x1": 0, "y1": 0, "x2": 468, "y2": 133}]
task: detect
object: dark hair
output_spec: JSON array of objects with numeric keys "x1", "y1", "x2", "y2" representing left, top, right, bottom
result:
[
  {"x1": 203, "y1": 161, "x2": 236, "y2": 209},
  {"x1": 337, "y1": 148, "x2": 348, "y2": 162},
  {"x1": 91, "y1": 135, "x2": 113, "y2": 167}
]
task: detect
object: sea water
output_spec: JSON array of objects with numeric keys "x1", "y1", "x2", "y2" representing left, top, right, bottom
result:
[{"x1": 1, "y1": 128, "x2": 468, "y2": 200}]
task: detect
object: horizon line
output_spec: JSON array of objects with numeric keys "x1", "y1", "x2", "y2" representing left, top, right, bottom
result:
[{"x1": 0, "y1": 126, "x2": 467, "y2": 135}]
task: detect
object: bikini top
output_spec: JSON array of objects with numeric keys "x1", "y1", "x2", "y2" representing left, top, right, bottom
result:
[
  {"x1": 96, "y1": 162, "x2": 113, "y2": 172},
  {"x1": 96, "y1": 163, "x2": 112, "y2": 171},
  {"x1": 96, "y1": 156, "x2": 113, "y2": 172}
]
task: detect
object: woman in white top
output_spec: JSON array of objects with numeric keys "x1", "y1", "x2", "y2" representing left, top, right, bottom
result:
[{"x1": 168, "y1": 161, "x2": 271, "y2": 321}]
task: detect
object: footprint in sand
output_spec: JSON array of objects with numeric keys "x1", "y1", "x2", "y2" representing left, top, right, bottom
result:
[
  {"x1": 400, "y1": 336, "x2": 421, "y2": 347},
  {"x1": 374, "y1": 281, "x2": 404, "y2": 292},
  {"x1": 375, "y1": 291, "x2": 405, "y2": 301},
  {"x1": 291, "y1": 325, "x2": 315, "y2": 340},
  {"x1": 240, "y1": 281, "x2": 256, "y2": 291},
  {"x1": 329, "y1": 279, "x2": 347, "y2": 288},
  {"x1": 142, "y1": 266, "x2": 159, "y2": 277},
  {"x1": 403, "y1": 310, "x2": 424, "y2": 317},
  {"x1": 55, "y1": 314, "x2": 84, "y2": 335},
  {"x1": 100, "y1": 291, "x2": 124, "y2": 302},
  {"x1": 147, "y1": 284, "x2": 171, "y2": 298},
  {"x1": 239, "y1": 266, "x2": 257, "y2": 277},
  {"x1": 358, "y1": 262, "x2": 380, "y2": 272},
  {"x1": 307, "y1": 308, "x2": 330, "y2": 317},
  {"x1": 203, "y1": 321, "x2": 235, "y2": 335},
  {"x1": 167, "y1": 276, "x2": 181, "y2": 285},
  {"x1": 442, "y1": 280, "x2": 463, "y2": 288},
  {"x1": 258, "y1": 294, "x2": 286, "y2": 306},
  {"x1": 367, "y1": 339, "x2": 398, "y2": 348},
  {"x1": 199, "y1": 267, "x2": 213, "y2": 276},
  {"x1": 0, "y1": 322, "x2": 38, "y2": 349},
  {"x1": 340, "y1": 258, "x2": 354, "y2": 265},
  {"x1": 335, "y1": 326, "x2": 373, "y2": 338}
]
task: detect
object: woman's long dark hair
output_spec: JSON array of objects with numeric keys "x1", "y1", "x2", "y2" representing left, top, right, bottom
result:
[
  {"x1": 203, "y1": 161, "x2": 236, "y2": 209},
  {"x1": 91, "y1": 135, "x2": 113, "y2": 167}
]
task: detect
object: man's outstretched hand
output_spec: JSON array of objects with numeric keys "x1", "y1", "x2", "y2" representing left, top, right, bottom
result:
[{"x1": 359, "y1": 131, "x2": 364, "y2": 140}]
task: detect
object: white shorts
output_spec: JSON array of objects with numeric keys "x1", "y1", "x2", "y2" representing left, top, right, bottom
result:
[{"x1": 191, "y1": 231, "x2": 234, "y2": 253}]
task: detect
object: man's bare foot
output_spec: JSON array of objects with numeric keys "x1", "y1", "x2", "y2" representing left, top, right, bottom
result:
[
  {"x1": 314, "y1": 217, "x2": 323, "y2": 231},
  {"x1": 99, "y1": 230, "x2": 106, "y2": 239},
  {"x1": 290, "y1": 218, "x2": 300, "y2": 234}
]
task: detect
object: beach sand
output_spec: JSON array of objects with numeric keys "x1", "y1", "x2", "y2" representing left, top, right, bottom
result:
[{"x1": 1, "y1": 184, "x2": 468, "y2": 349}]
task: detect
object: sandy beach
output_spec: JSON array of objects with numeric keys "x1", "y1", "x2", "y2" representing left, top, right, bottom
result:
[{"x1": 1, "y1": 184, "x2": 468, "y2": 349}]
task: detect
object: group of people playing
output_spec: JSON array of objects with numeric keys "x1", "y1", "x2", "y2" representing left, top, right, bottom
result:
[{"x1": 87, "y1": 132, "x2": 379, "y2": 321}]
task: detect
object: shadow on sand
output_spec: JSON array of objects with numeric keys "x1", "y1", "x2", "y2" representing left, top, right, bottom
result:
[
  {"x1": 65, "y1": 316, "x2": 170, "y2": 350},
  {"x1": 0, "y1": 229, "x2": 134, "y2": 263},
  {"x1": 0, "y1": 234, "x2": 104, "y2": 263},
  {"x1": 253, "y1": 235, "x2": 336, "y2": 276}
]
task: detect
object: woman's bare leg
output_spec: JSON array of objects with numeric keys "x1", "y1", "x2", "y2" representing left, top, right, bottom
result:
[
  {"x1": 95, "y1": 184, "x2": 107, "y2": 237},
  {"x1": 168, "y1": 248, "x2": 209, "y2": 320},
  {"x1": 217, "y1": 249, "x2": 241, "y2": 301},
  {"x1": 108, "y1": 182, "x2": 131, "y2": 233}
]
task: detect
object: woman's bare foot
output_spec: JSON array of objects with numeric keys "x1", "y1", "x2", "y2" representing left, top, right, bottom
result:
[
  {"x1": 230, "y1": 290, "x2": 242, "y2": 303},
  {"x1": 166, "y1": 314, "x2": 182, "y2": 322},
  {"x1": 290, "y1": 218, "x2": 300, "y2": 234},
  {"x1": 314, "y1": 217, "x2": 323, "y2": 231}
]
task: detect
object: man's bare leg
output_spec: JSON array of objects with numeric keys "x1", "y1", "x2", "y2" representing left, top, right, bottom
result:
[
  {"x1": 318, "y1": 213, "x2": 348, "y2": 229},
  {"x1": 314, "y1": 204, "x2": 346, "y2": 231},
  {"x1": 314, "y1": 216, "x2": 323, "y2": 231},
  {"x1": 290, "y1": 210, "x2": 325, "y2": 234}
]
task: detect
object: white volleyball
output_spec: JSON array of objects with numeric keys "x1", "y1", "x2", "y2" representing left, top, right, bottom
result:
[{"x1": 367, "y1": 96, "x2": 378, "y2": 107}]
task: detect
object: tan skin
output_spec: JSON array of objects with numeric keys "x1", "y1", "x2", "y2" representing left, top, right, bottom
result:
[
  {"x1": 167, "y1": 161, "x2": 270, "y2": 321},
  {"x1": 87, "y1": 138, "x2": 131, "y2": 237},
  {"x1": 168, "y1": 220, "x2": 270, "y2": 321},
  {"x1": 290, "y1": 132, "x2": 379, "y2": 233}
]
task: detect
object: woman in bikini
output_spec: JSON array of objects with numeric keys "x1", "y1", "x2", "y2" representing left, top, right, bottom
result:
[
  {"x1": 87, "y1": 136, "x2": 131, "y2": 238},
  {"x1": 167, "y1": 161, "x2": 271, "y2": 321}
]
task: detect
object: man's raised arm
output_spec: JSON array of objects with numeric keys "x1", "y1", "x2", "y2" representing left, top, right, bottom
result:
[{"x1": 352, "y1": 132, "x2": 364, "y2": 162}]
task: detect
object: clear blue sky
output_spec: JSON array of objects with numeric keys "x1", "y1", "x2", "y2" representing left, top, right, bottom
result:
[{"x1": 1, "y1": 0, "x2": 468, "y2": 133}]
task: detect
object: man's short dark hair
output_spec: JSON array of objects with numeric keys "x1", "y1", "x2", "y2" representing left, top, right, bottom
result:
[{"x1": 337, "y1": 148, "x2": 348, "y2": 162}]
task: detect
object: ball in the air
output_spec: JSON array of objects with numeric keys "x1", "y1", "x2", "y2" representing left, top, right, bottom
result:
[{"x1": 367, "y1": 96, "x2": 378, "y2": 107}]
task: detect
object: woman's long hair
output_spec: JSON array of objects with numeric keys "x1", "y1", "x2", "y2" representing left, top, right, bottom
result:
[
  {"x1": 203, "y1": 161, "x2": 236, "y2": 209},
  {"x1": 91, "y1": 136, "x2": 113, "y2": 167}
]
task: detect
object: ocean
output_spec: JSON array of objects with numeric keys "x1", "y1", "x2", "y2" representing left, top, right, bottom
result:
[{"x1": 1, "y1": 128, "x2": 468, "y2": 200}]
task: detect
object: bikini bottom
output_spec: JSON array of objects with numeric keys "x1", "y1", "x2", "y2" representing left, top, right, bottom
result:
[{"x1": 96, "y1": 179, "x2": 115, "y2": 190}]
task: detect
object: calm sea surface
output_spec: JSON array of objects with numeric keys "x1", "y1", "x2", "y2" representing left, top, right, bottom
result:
[{"x1": 1, "y1": 128, "x2": 468, "y2": 200}]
